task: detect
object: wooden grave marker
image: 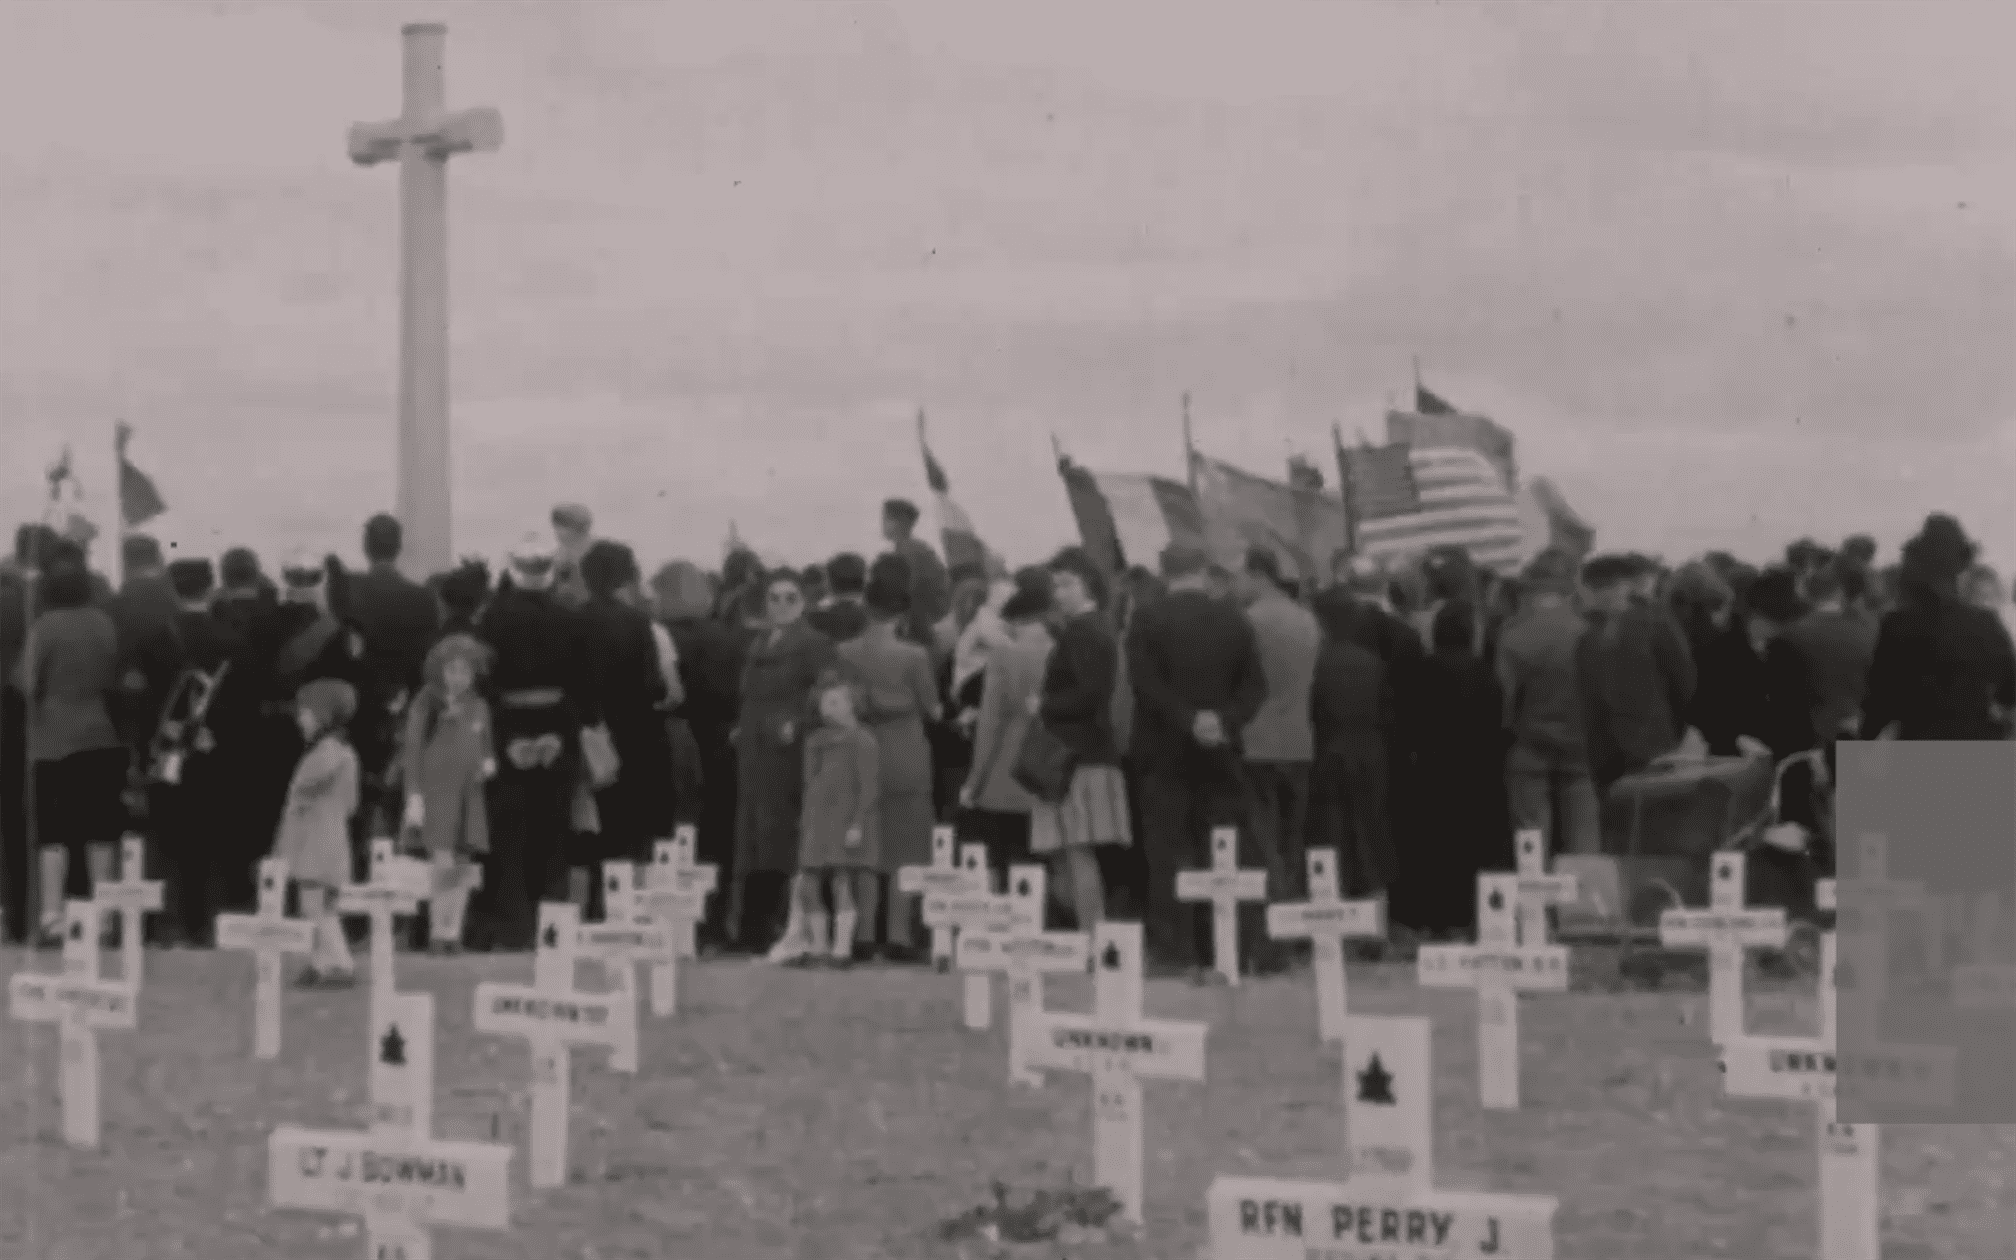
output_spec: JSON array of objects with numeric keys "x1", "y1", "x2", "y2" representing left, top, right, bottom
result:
[
  {"x1": 270, "y1": 990, "x2": 512, "y2": 1259},
  {"x1": 954, "y1": 864, "x2": 1090, "y2": 1087},
  {"x1": 1023, "y1": 921, "x2": 1208, "y2": 1228},
  {"x1": 576, "y1": 863, "x2": 672, "y2": 1056},
  {"x1": 7, "y1": 899, "x2": 138, "y2": 1149},
  {"x1": 640, "y1": 830, "x2": 715, "y2": 1015},
  {"x1": 1209, "y1": 1014, "x2": 1558, "y2": 1258},
  {"x1": 899, "y1": 825, "x2": 985, "y2": 971},
  {"x1": 1512, "y1": 827, "x2": 1578, "y2": 947},
  {"x1": 1417, "y1": 873, "x2": 1570, "y2": 1109},
  {"x1": 215, "y1": 857, "x2": 317, "y2": 1059},
  {"x1": 1176, "y1": 826, "x2": 1269, "y2": 985},
  {"x1": 1658, "y1": 850, "x2": 1787, "y2": 1047},
  {"x1": 923, "y1": 842, "x2": 1005, "y2": 1027},
  {"x1": 339, "y1": 838, "x2": 431, "y2": 1055},
  {"x1": 472, "y1": 903, "x2": 638, "y2": 1189},
  {"x1": 94, "y1": 835, "x2": 163, "y2": 985},
  {"x1": 1266, "y1": 848, "x2": 1385, "y2": 1044}
]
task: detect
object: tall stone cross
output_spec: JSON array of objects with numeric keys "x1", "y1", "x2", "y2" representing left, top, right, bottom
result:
[
  {"x1": 1208, "y1": 1015, "x2": 1559, "y2": 1259},
  {"x1": 1658, "y1": 850, "x2": 1788, "y2": 1047},
  {"x1": 349, "y1": 23, "x2": 503, "y2": 579},
  {"x1": 1417, "y1": 873, "x2": 1569, "y2": 1110},
  {"x1": 7, "y1": 899, "x2": 139, "y2": 1149},
  {"x1": 93, "y1": 835, "x2": 162, "y2": 985},
  {"x1": 1265, "y1": 848, "x2": 1384, "y2": 1044},
  {"x1": 1022, "y1": 921, "x2": 1208, "y2": 1229},
  {"x1": 215, "y1": 857, "x2": 317, "y2": 1060},
  {"x1": 1176, "y1": 826, "x2": 1269, "y2": 985}
]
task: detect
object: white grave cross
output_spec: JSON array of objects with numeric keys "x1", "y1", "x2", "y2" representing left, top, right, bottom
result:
[
  {"x1": 1267, "y1": 849, "x2": 1385, "y2": 1044},
  {"x1": 1417, "y1": 873, "x2": 1570, "y2": 1109},
  {"x1": 94, "y1": 835, "x2": 163, "y2": 985},
  {"x1": 270, "y1": 990, "x2": 512, "y2": 1260},
  {"x1": 639, "y1": 830, "x2": 715, "y2": 1015},
  {"x1": 924, "y1": 842, "x2": 1004, "y2": 1026},
  {"x1": 6, "y1": 899, "x2": 138, "y2": 1149},
  {"x1": 954, "y1": 864, "x2": 1090, "y2": 1087},
  {"x1": 900, "y1": 826, "x2": 984, "y2": 970},
  {"x1": 215, "y1": 857, "x2": 317, "y2": 1060},
  {"x1": 1023, "y1": 922, "x2": 1208, "y2": 1228},
  {"x1": 1658, "y1": 850, "x2": 1787, "y2": 1046},
  {"x1": 472, "y1": 903, "x2": 638, "y2": 1189},
  {"x1": 1176, "y1": 826, "x2": 1269, "y2": 985},
  {"x1": 339, "y1": 839, "x2": 431, "y2": 1057},
  {"x1": 1209, "y1": 1015, "x2": 1559, "y2": 1259},
  {"x1": 575, "y1": 864, "x2": 670, "y2": 1058},
  {"x1": 1513, "y1": 828, "x2": 1578, "y2": 947}
]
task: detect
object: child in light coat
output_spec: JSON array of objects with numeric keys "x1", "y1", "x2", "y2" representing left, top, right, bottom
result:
[
  {"x1": 771, "y1": 670, "x2": 879, "y2": 967},
  {"x1": 400, "y1": 634, "x2": 496, "y2": 952},
  {"x1": 274, "y1": 678, "x2": 360, "y2": 988}
]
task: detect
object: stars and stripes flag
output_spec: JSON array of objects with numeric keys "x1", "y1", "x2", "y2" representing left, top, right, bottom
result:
[{"x1": 1341, "y1": 440, "x2": 1526, "y2": 575}]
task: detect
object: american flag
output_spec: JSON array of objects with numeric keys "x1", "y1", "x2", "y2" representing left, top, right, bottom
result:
[
  {"x1": 1352, "y1": 446, "x2": 1525, "y2": 575},
  {"x1": 1337, "y1": 440, "x2": 1420, "y2": 523}
]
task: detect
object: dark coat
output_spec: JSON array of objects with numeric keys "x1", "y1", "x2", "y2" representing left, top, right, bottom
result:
[
  {"x1": 1125, "y1": 589, "x2": 1267, "y2": 767},
  {"x1": 348, "y1": 562, "x2": 441, "y2": 700},
  {"x1": 578, "y1": 595, "x2": 675, "y2": 857},
  {"x1": 734, "y1": 620, "x2": 837, "y2": 876},
  {"x1": 1860, "y1": 596, "x2": 2016, "y2": 740},
  {"x1": 1307, "y1": 635, "x2": 1395, "y2": 897},
  {"x1": 1039, "y1": 611, "x2": 1122, "y2": 767},
  {"x1": 479, "y1": 586, "x2": 598, "y2": 726},
  {"x1": 1395, "y1": 647, "x2": 1512, "y2": 933},
  {"x1": 667, "y1": 616, "x2": 750, "y2": 732},
  {"x1": 806, "y1": 598, "x2": 869, "y2": 647},
  {"x1": 1577, "y1": 603, "x2": 1698, "y2": 791}
]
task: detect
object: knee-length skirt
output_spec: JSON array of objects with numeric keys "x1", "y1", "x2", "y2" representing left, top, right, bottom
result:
[{"x1": 1030, "y1": 764, "x2": 1132, "y2": 854}]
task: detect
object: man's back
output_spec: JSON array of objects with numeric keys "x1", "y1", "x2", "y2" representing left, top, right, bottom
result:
[
  {"x1": 349, "y1": 564, "x2": 440, "y2": 697},
  {"x1": 1126, "y1": 588, "x2": 1266, "y2": 763},
  {"x1": 1243, "y1": 591, "x2": 1319, "y2": 762},
  {"x1": 1576, "y1": 603, "x2": 1697, "y2": 786},
  {"x1": 1496, "y1": 602, "x2": 1588, "y2": 759},
  {"x1": 1781, "y1": 608, "x2": 1877, "y2": 740}
]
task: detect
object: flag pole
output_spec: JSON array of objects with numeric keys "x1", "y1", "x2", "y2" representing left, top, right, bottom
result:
[
  {"x1": 1050, "y1": 433, "x2": 1067, "y2": 470},
  {"x1": 1411, "y1": 355, "x2": 1422, "y2": 398},
  {"x1": 111, "y1": 420, "x2": 125, "y2": 590},
  {"x1": 1334, "y1": 423, "x2": 1358, "y2": 557},
  {"x1": 1181, "y1": 391, "x2": 1197, "y2": 495}
]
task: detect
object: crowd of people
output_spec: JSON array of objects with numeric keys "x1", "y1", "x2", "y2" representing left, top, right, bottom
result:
[{"x1": 2, "y1": 492, "x2": 2010, "y2": 983}]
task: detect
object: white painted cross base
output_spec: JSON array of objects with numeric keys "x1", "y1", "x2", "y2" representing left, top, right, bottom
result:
[
  {"x1": 1659, "y1": 850, "x2": 1785, "y2": 1047},
  {"x1": 1022, "y1": 922, "x2": 1207, "y2": 1228},
  {"x1": 901, "y1": 827, "x2": 985, "y2": 971},
  {"x1": 215, "y1": 858, "x2": 316, "y2": 1060},
  {"x1": 270, "y1": 990, "x2": 512, "y2": 1260},
  {"x1": 471, "y1": 903, "x2": 638, "y2": 1189},
  {"x1": 7, "y1": 900, "x2": 138, "y2": 1149},
  {"x1": 1513, "y1": 828, "x2": 1578, "y2": 947},
  {"x1": 1266, "y1": 849, "x2": 1384, "y2": 1044},
  {"x1": 1417, "y1": 874, "x2": 1568, "y2": 1110},
  {"x1": 921, "y1": 843, "x2": 1006, "y2": 1027},
  {"x1": 1208, "y1": 1015, "x2": 1557, "y2": 1259},
  {"x1": 94, "y1": 835, "x2": 163, "y2": 986},
  {"x1": 953, "y1": 865, "x2": 1088, "y2": 1087},
  {"x1": 643, "y1": 830, "x2": 716, "y2": 1015},
  {"x1": 1176, "y1": 826, "x2": 1268, "y2": 985}
]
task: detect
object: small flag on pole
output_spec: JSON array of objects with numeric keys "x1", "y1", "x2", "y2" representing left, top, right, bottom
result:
[
  {"x1": 917, "y1": 410, "x2": 991, "y2": 575},
  {"x1": 43, "y1": 446, "x2": 98, "y2": 547},
  {"x1": 115, "y1": 422, "x2": 167, "y2": 529}
]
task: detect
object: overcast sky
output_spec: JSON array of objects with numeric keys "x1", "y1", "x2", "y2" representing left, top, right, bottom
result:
[{"x1": 1, "y1": 0, "x2": 2009, "y2": 572}]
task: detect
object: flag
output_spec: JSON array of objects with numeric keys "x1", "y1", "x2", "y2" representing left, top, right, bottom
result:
[
  {"x1": 1524, "y1": 476, "x2": 1595, "y2": 561},
  {"x1": 1190, "y1": 453, "x2": 1350, "y2": 587},
  {"x1": 115, "y1": 421, "x2": 167, "y2": 528},
  {"x1": 1353, "y1": 446, "x2": 1525, "y2": 575},
  {"x1": 1415, "y1": 384, "x2": 1457, "y2": 415},
  {"x1": 42, "y1": 446, "x2": 98, "y2": 548},
  {"x1": 1336, "y1": 438, "x2": 1421, "y2": 524},
  {"x1": 1387, "y1": 408, "x2": 1518, "y2": 494},
  {"x1": 1057, "y1": 457, "x2": 1210, "y2": 578},
  {"x1": 917, "y1": 411, "x2": 991, "y2": 576}
]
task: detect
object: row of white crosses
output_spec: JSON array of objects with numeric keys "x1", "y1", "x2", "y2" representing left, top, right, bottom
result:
[{"x1": 1209, "y1": 1014, "x2": 1559, "y2": 1259}]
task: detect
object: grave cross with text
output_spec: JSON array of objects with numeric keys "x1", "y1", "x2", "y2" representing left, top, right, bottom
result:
[
  {"x1": 7, "y1": 899, "x2": 138, "y2": 1149},
  {"x1": 215, "y1": 857, "x2": 317, "y2": 1059},
  {"x1": 348, "y1": 22, "x2": 503, "y2": 578},
  {"x1": 1177, "y1": 826, "x2": 1269, "y2": 985},
  {"x1": 922, "y1": 841, "x2": 1005, "y2": 1026},
  {"x1": 576, "y1": 863, "x2": 671, "y2": 1058},
  {"x1": 1022, "y1": 921, "x2": 1208, "y2": 1228},
  {"x1": 899, "y1": 826, "x2": 983, "y2": 970},
  {"x1": 1512, "y1": 828, "x2": 1578, "y2": 947},
  {"x1": 639, "y1": 828, "x2": 717, "y2": 1015},
  {"x1": 1658, "y1": 849, "x2": 1787, "y2": 1047},
  {"x1": 472, "y1": 903, "x2": 639, "y2": 1189},
  {"x1": 954, "y1": 864, "x2": 1090, "y2": 1087},
  {"x1": 93, "y1": 835, "x2": 162, "y2": 985},
  {"x1": 1266, "y1": 848, "x2": 1384, "y2": 1044},
  {"x1": 339, "y1": 838, "x2": 431, "y2": 1058},
  {"x1": 1417, "y1": 872, "x2": 1570, "y2": 1110}
]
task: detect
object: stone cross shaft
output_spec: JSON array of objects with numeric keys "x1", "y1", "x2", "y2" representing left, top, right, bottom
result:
[{"x1": 348, "y1": 22, "x2": 503, "y2": 579}]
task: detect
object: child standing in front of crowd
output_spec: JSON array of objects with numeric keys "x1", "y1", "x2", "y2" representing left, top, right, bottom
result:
[
  {"x1": 771, "y1": 669, "x2": 879, "y2": 968},
  {"x1": 274, "y1": 679, "x2": 361, "y2": 988},
  {"x1": 401, "y1": 634, "x2": 496, "y2": 953}
]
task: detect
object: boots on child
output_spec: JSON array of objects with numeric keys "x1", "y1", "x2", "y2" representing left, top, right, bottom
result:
[{"x1": 766, "y1": 886, "x2": 810, "y2": 964}]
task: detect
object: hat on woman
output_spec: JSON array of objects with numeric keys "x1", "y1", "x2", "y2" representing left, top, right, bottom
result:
[
  {"x1": 999, "y1": 566, "x2": 1054, "y2": 622},
  {"x1": 296, "y1": 678, "x2": 357, "y2": 732}
]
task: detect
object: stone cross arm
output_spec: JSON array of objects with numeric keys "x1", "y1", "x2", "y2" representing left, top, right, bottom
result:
[{"x1": 350, "y1": 107, "x2": 503, "y2": 166}]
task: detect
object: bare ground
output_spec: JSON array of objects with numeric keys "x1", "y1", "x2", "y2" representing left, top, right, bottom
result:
[{"x1": 2, "y1": 945, "x2": 2011, "y2": 1259}]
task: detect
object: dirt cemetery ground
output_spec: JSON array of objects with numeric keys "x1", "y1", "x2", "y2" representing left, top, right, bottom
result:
[{"x1": 3, "y1": 947, "x2": 2012, "y2": 1259}]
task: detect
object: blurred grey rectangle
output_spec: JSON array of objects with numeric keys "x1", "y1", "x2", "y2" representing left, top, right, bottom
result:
[{"x1": 1837, "y1": 741, "x2": 2016, "y2": 1124}]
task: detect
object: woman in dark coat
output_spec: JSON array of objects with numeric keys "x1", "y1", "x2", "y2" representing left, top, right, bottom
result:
[
  {"x1": 1307, "y1": 593, "x2": 1396, "y2": 901},
  {"x1": 576, "y1": 542, "x2": 672, "y2": 907},
  {"x1": 1034, "y1": 551, "x2": 1129, "y2": 931},
  {"x1": 1393, "y1": 600, "x2": 1511, "y2": 937},
  {"x1": 729, "y1": 570, "x2": 835, "y2": 950},
  {"x1": 654, "y1": 559, "x2": 746, "y2": 951},
  {"x1": 1862, "y1": 514, "x2": 2016, "y2": 741}
]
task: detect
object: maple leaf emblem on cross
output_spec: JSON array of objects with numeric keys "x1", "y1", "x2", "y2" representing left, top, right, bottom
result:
[
  {"x1": 541, "y1": 923, "x2": 560, "y2": 950},
  {"x1": 1356, "y1": 1053, "x2": 1397, "y2": 1105},
  {"x1": 379, "y1": 1023, "x2": 406, "y2": 1066},
  {"x1": 1487, "y1": 889, "x2": 1505, "y2": 912},
  {"x1": 1100, "y1": 942, "x2": 1122, "y2": 971}
]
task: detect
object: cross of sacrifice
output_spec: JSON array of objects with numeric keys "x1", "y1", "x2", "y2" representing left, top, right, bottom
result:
[
  {"x1": 954, "y1": 864, "x2": 1089, "y2": 1088},
  {"x1": 1717, "y1": 925, "x2": 1954, "y2": 1260},
  {"x1": 472, "y1": 903, "x2": 639, "y2": 1190},
  {"x1": 270, "y1": 990, "x2": 512, "y2": 1260},
  {"x1": 898, "y1": 825, "x2": 987, "y2": 970},
  {"x1": 1267, "y1": 849, "x2": 1385, "y2": 1045},
  {"x1": 93, "y1": 835, "x2": 163, "y2": 985},
  {"x1": 1657, "y1": 850, "x2": 1788, "y2": 1047},
  {"x1": 339, "y1": 839, "x2": 433, "y2": 1056},
  {"x1": 215, "y1": 857, "x2": 317, "y2": 1060},
  {"x1": 1176, "y1": 826, "x2": 1269, "y2": 985},
  {"x1": 638, "y1": 827, "x2": 717, "y2": 1016},
  {"x1": 920, "y1": 840, "x2": 1006, "y2": 1026},
  {"x1": 1209, "y1": 1014, "x2": 1559, "y2": 1260},
  {"x1": 7, "y1": 899, "x2": 139, "y2": 1149},
  {"x1": 1417, "y1": 872, "x2": 1570, "y2": 1110},
  {"x1": 1512, "y1": 828, "x2": 1579, "y2": 947},
  {"x1": 575, "y1": 863, "x2": 672, "y2": 1056},
  {"x1": 1022, "y1": 922, "x2": 1207, "y2": 1228},
  {"x1": 348, "y1": 21, "x2": 503, "y2": 578}
]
